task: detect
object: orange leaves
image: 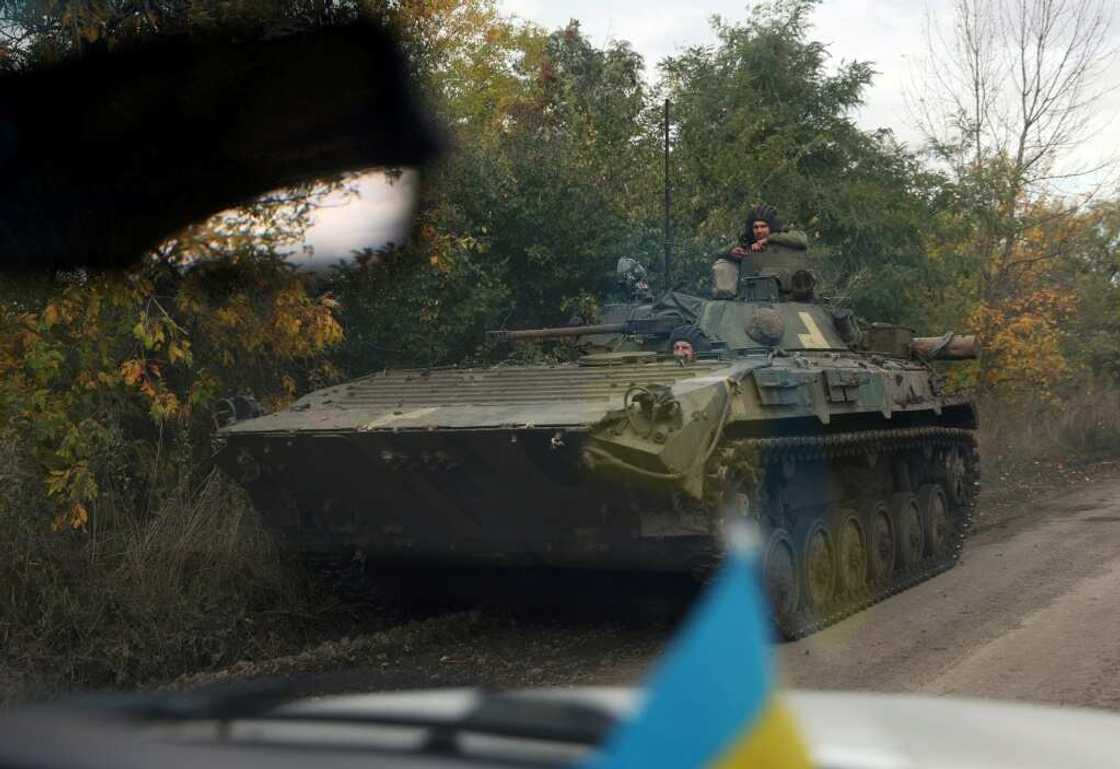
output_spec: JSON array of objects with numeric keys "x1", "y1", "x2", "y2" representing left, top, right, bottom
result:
[
  {"x1": 118, "y1": 356, "x2": 180, "y2": 418},
  {"x1": 119, "y1": 358, "x2": 145, "y2": 386},
  {"x1": 185, "y1": 279, "x2": 342, "y2": 368},
  {"x1": 263, "y1": 287, "x2": 343, "y2": 357},
  {"x1": 2, "y1": 252, "x2": 347, "y2": 536},
  {"x1": 930, "y1": 195, "x2": 1093, "y2": 398},
  {"x1": 51, "y1": 502, "x2": 89, "y2": 533},
  {"x1": 967, "y1": 284, "x2": 1075, "y2": 397},
  {"x1": 46, "y1": 463, "x2": 97, "y2": 532},
  {"x1": 307, "y1": 298, "x2": 344, "y2": 351},
  {"x1": 70, "y1": 501, "x2": 89, "y2": 529},
  {"x1": 42, "y1": 303, "x2": 61, "y2": 328},
  {"x1": 274, "y1": 309, "x2": 303, "y2": 337}
]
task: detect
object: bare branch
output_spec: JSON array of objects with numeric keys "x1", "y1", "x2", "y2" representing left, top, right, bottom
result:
[{"x1": 912, "y1": 0, "x2": 1117, "y2": 196}]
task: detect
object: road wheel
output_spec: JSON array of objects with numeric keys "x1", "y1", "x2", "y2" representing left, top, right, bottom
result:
[
  {"x1": 866, "y1": 498, "x2": 896, "y2": 586},
  {"x1": 802, "y1": 519, "x2": 836, "y2": 613},
  {"x1": 892, "y1": 492, "x2": 925, "y2": 568},
  {"x1": 835, "y1": 513, "x2": 868, "y2": 595},
  {"x1": 762, "y1": 528, "x2": 799, "y2": 635},
  {"x1": 944, "y1": 447, "x2": 967, "y2": 505},
  {"x1": 918, "y1": 484, "x2": 952, "y2": 556}
]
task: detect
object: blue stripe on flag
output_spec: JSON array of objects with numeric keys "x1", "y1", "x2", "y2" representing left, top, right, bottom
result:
[{"x1": 585, "y1": 537, "x2": 774, "y2": 768}]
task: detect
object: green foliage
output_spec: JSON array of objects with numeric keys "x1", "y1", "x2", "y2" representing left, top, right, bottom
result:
[
  {"x1": 1058, "y1": 201, "x2": 1120, "y2": 379},
  {"x1": 329, "y1": 228, "x2": 510, "y2": 371},
  {"x1": 330, "y1": 1, "x2": 947, "y2": 374},
  {"x1": 330, "y1": 15, "x2": 663, "y2": 374},
  {"x1": 6, "y1": 0, "x2": 1120, "y2": 701},
  {"x1": 658, "y1": 0, "x2": 942, "y2": 321},
  {"x1": 0, "y1": 185, "x2": 344, "y2": 532},
  {"x1": 0, "y1": 0, "x2": 371, "y2": 71},
  {"x1": 0, "y1": 187, "x2": 347, "y2": 699}
]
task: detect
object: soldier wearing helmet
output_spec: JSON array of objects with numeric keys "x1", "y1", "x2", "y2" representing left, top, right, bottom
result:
[{"x1": 712, "y1": 204, "x2": 809, "y2": 299}]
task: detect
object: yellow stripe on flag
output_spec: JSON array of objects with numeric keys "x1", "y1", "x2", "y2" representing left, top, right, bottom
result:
[
  {"x1": 584, "y1": 531, "x2": 812, "y2": 769},
  {"x1": 711, "y1": 699, "x2": 812, "y2": 769}
]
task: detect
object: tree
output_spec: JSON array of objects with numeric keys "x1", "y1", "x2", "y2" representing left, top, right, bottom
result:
[
  {"x1": 329, "y1": 15, "x2": 664, "y2": 373},
  {"x1": 0, "y1": 0, "x2": 363, "y2": 71},
  {"x1": 914, "y1": 0, "x2": 1114, "y2": 198},
  {"x1": 0, "y1": 0, "x2": 359, "y2": 527},
  {"x1": 1060, "y1": 200, "x2": 1120, "y2": 379},
  {"x1": 911, "y1": 0, "x2": 1117, "y2": 387},
  {"x1": 659, "y1": 0, "x2": 943, "y2": 323},
  {"x1": 0, "y1": 194, "x2": 344, "y2": 532}
]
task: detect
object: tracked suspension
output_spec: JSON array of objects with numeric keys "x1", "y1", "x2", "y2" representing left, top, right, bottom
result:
[{"x1": 706, "y1": 426, "x2": 979, "y2": 640}]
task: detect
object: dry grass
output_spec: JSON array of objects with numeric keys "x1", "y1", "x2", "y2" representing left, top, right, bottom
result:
[
  {"x1": 0, "y1": 460, "x2": 335, "y2": 704},
  {"x1": 977, "y1": 382, "x2": 1120, "y2": 476}
]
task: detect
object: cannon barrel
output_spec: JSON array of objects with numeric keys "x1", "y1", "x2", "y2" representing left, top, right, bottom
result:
[
  {"x1": 909, "y1": 334, "x2": 978, "y2": 360},
  {"x1": 487, "y1": 323, "x2": 627, "y2": 341},
  {"x1": 487, "y1": 316, "x2": 679, "y2": 342}
]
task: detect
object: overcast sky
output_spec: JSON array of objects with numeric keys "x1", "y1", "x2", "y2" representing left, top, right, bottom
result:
[
  {"x1": 500, "y1": 0, "x2": 1120, "y2": 160},
  {"x1": 299, "y1": 0, "x2": 1120, "y2": 265}
]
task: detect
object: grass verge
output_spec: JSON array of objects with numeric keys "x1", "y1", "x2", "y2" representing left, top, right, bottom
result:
[
  {"x1": 6, "y1": 386, "x2": 1120, "y2": 703},
  {"x1": 0, "y1": 468, "x2": 343, "y2": 704}
]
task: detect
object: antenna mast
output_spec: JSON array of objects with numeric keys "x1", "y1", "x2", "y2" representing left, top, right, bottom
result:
[{"x1": 663, "y1": 98, "x2": 671, "y2": 290}]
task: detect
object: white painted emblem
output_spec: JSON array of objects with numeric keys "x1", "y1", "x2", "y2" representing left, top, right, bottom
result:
[{"x1": 797, "y1": 311, "x2": 830, "y2": 349}]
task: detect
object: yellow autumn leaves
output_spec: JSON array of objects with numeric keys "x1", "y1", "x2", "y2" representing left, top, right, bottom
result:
[
  {"x1": 924, "y1": 198, "x2": 1107, "y2": 400},
  {"x1": 969, "y1": 288, "x2": 1075, "y2": 396},
  {"x1": 0, "y1": 261, "x2": 343, "y2": 534}
]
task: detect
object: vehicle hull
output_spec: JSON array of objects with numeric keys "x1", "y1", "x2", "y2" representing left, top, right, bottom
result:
[{"x1": 220, "y1": 428, "x2": 721, "y2": 571}]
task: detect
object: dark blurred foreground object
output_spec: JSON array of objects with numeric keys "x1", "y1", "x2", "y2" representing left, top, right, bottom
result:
[{"x1": 0, "y1": 22, "x2": 439, "y2": 273}]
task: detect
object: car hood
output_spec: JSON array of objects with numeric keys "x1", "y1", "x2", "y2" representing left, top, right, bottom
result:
[
  {"x1": 4, "y1": 686, "x2": 1118, "y2": 769},
  {"x1": 277, "y1": 687, "x2": 1120, "y2": 769}
]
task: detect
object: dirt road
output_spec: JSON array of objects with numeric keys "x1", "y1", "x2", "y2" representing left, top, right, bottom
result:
[
  {"x1": 179, "y1": 460, "x2": 1120, "y2": 711},
  {"x1": 778, "y1": 464, "x2": 1120, "y2": 708}
]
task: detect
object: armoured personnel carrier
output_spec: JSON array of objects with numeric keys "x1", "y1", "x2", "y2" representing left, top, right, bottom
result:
[{"x1": 216, "y1": 253, "x2": 978, "y2": 639}]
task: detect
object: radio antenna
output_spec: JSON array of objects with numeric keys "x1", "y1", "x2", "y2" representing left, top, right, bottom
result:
[{"x1": 662, "y1": 98, "x2": 671, "y2": 290}]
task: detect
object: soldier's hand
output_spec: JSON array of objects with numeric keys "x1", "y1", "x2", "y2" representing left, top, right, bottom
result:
[
  {"x1": 729, "y1": 245, "x2": 748, "y2": 258},
  {"x1": 750, "y1": 239, "x2": 767, "y2": 252}
]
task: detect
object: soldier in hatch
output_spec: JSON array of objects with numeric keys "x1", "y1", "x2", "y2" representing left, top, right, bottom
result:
[
  {"x1": 672, "y1": 338, "x2": 696, "y2": 361},
  {"x1": 669, "y1": 325, "x2": 710, "y2": 362},
  {"x1": 712, "y1": 204, "x2": 809, "y2": 299}
]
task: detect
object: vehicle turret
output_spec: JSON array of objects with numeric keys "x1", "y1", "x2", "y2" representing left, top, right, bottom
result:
[{"x1": 487, "y1": 286, "x2": 977, "y2": 362}]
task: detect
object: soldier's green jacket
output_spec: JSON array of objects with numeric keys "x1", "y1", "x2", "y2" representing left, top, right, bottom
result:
[
  {"x1": 759, "y1": 230, "x2": 809, "y2": 251},
  {"x1": 712, "y1": 230, "x2": 810, "y2": 298}
]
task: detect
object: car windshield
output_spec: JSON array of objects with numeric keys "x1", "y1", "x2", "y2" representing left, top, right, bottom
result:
[{"x1": 3, "y1": 0, "x2": 1120, "y2": 739}]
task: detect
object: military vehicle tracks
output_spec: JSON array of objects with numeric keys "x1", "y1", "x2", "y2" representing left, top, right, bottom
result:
[{"x1": 707, "y1": 427, "x2": 979, "y2": 640}]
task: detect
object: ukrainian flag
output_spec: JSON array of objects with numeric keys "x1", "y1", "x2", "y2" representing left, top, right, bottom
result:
[{"x1": 586, "y1": 528, "x2": 811, "y2": 769}]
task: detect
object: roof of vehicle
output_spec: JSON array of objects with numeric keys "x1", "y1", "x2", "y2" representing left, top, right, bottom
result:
[{"x1": 219, "y1": 359, "x2": 734, "y2": 433}]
